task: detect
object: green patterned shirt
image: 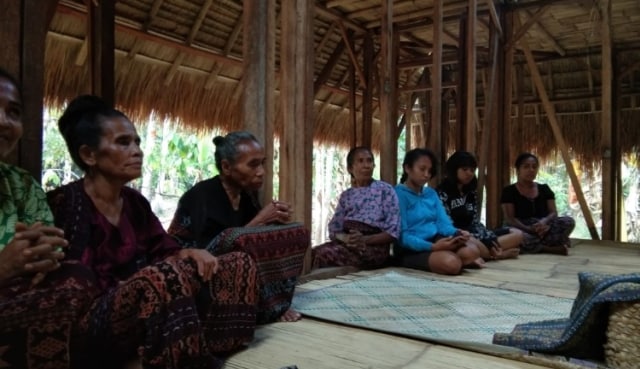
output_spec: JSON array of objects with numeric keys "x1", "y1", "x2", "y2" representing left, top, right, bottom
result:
[{"x1": 0, "y1": 162, "x2": 54, "y2": 250}]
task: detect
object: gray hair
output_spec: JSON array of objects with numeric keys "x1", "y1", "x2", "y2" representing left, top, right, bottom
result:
[{"x1": 212, "y1": 131, "x2": 259, "y2": 171}]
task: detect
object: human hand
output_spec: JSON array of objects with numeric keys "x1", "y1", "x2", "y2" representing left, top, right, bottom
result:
[
  {"x1": 0, "y1": 222, "x2": 67, "y2": 284},
  {"x1": 255, "y1": 200, "x2": 293, "y2": 225},
  {"x1": 433, "y1": 236, "x2": 464, "y2": 251},
  {"x1": 177, "y1": 249, "x2": 219, "y2": 281},
  {"x1": 455, "y1": 230, "x2": 471, "y2": 241},
  {"x1": 531, "y1": 222, "x2": 550, "y2": 237}
]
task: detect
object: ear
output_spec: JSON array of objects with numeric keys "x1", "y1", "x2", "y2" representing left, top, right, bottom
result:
[
  {"x1": 220, "y1": 159, "x2": 232, "y2": 175},
  {"x1": 78, "y1": 144, "x2": 97, "y2": 167}
]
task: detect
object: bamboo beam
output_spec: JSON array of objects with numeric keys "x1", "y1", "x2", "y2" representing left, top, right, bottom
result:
[
  {"x1": 397, "y1": 70, "x2": 429, "y2": 138},
  {"x1": 465, "y1": 0, "x2": 477, "y2": 153},
  {"x1": 128, "y1": 0, "x2": 164, "y2": 59},
  {"x1": 456, "y1": 15, "x2": 467, "y2": 149},
  {"x1": 477, "y1": 19, "x2": 500, "y2": 220},
  {"x1": 89, "y1": 0, "x2": 115, "y2": 105},
  {"x1": 337, "y1": 21, "x2": 367, "y2": 89},
  {"x1": 362, "y1": 31, "x2": 374, "y2": 148},
  {"x1": 517, "y1": 18, "x2": 600, "y2": 240},
  {"x1": 243, "y1": 0, "x2": 276, "y2": 205},
  {"x1": 363, "y1": 0, "x2": 472, "y2": 28},
  {"x1": 205, "y1": 12, "x2": 243, "y2": 89},
  {"x1": 314, "y1": 37, "x2": 348, "y2": 95},
  {"x1": 316, "y1": 21, "x2": 337, "y2": 57},
  {"x1": 504, "y1": 5, "x2": 549, "y2": 52},
  {"x1": 315, "y1": 5, "x2": 365, "y2": 33},
  {"x1": 379, "y1": 0, "x2": 398, "y2": 185},
  {"x1": 600, "y1": 0, "x2": 614, "y2": 240},
  {"x1": 280, "y1": 0, "x2": 314, "y2": 272},
  {"x1": 523, "y1": 10, "x2": 565, "y2": 56},
  {"x1": 485, "y1": 0, "x2": 503, "y2": 36},
  {"x1": 57, "y1": 2, "x2": 244, "y2": 68},
  {"x1": 349, "y1": 62, "x2": 357, "y2": 146},
  {"x1": 1, "y1": 0, "x2": 59, "y2": 179},
  {"x1": 498, "y1": 10, "x2": 514, "y2": 227},
  {"x1": 428, "y1": 0, "x2": 444, "y2": 162}
]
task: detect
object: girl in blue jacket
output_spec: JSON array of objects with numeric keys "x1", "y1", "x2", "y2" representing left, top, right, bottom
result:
[{"x1": 394, "y1": 148, "x2": 483, "y2": 275}]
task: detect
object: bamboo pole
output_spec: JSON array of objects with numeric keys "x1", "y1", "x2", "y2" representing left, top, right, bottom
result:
[{"x1": 517, "y1": 17, "x2": 600, "y2": 240}]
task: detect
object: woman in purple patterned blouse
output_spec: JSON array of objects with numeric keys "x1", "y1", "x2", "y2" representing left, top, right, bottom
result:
[{"x1": 312, "y1": 147, "x2": 400, "y2": 269}]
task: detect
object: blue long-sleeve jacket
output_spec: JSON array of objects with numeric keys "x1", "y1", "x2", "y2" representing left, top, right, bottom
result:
[{"x1": 395, "y1": 184, "x2": 457, "y2": 251}]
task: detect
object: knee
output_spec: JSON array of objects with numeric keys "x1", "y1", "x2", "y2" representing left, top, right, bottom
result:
[
  {"x1": 459, "y1": 243, "x2": 481, "y2": 260},
  {"x1": 432, "y1": 254, "x2": 462, "y2": 275}
]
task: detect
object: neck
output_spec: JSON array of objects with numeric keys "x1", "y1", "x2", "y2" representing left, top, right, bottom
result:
[
  {"x1": 83, "y1": 173, "x2": 124, "y2": 204},
  {"x1": 517, "y1": 179, "x2": 534, "y2": 187},
  {"x1": 220, "y1": 176, "x2": 242, "y2": 202},
  {"x1": 352, "y1": 178, "x2": 373, "y2": 187},
  {"x1": 404, "y1": 180, "x2": 423, "y2": 194}
]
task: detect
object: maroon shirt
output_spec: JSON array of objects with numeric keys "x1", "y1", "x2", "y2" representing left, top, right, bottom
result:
[{"x1": 48, "y1": 179, "x2": 179, "y2": 291}]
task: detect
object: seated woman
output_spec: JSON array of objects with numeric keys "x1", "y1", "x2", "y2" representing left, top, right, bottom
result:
[
  {"x1": 47, "y1": 95, "x2": 258, "y2": 369},
  {"x1": 168, "y1": 131, "x2": 308, "y2": 323},
  {"x1": 394, "y1": 148, "x2": 484, "y2": 276},
  {"x1": 501, "y1": 153, "x2": 575, "y2": 255},
  {"x1": 437, "y1": 151, "x2": 522, "y2": 261},
  {"x1": 312, "y1": 146, "x2": 399, "y2": 269},
  {"x1": 0, "y1": 68, "x2": 96, "y2": 369}
]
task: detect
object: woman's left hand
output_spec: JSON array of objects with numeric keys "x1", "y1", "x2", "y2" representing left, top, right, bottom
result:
[{"x1": 177, "y1": 249, "x2": 219, "y2": 281}]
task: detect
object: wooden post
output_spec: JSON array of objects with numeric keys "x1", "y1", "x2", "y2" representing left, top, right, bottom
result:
[
  {"x1": 497, "y1": 10, "x2": 514, "y2": 227},
  {"x1": 89, "y1": 0, "x2": 115, "y2": 105},
  {"x1": 349, "y1": 61, "x2": 357, "y2": 146},
  {"x1": 465, "y1": 0, "x2": 477, "y2": 153},
  {"x1": 429, "y1": 0, "x2": 443, "y2": 171},
  {"x1": 477, "y1": 11, "x2": 502, "y2": 228},
  {"x1": 243, "y1": 0, "x2": 276, "y2": 201},
  {"x1": 280, "y1": 0, "x2": 314, "y2": 271},
  {"x1": 600, "y1": 0, "x2": 615, "y2": 240},
  {"x1": 380, "y1": 0, "x2": 398, "y2": 184},
  {"x1": 518, "y1": 20, "x2": 600, "y2": 240},
  {"x1": 0, "y1": 0, "x2": 59, "y2": 180},
  {"x1": 362, "y1": 31, "x2": 374, "y2": 148},
  {"x1": 456, "y1": 15, "x2": 467, "y2": 149}
]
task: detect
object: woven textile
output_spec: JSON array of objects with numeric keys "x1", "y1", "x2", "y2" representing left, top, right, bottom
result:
[
  {"x1": 292, "y1": 271, "x2": 573, "y2": 344},
  {"x1": 494, "y1": 272, "x2": 640, "y2": 361},
  {"x1": 210, "y1": 222, "x2": 308, "y2": 324}
]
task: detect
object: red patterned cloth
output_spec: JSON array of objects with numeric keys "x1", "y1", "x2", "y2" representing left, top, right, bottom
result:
[
  {"x1": 312, "y1": 220, "x2": 391, "y2": 270},
  {"x1": 0, "y1": 262, "x2": 98, "y2": 369},
  {"x1": 210, "y1": 223, "x2": 308, "y2": 324}
]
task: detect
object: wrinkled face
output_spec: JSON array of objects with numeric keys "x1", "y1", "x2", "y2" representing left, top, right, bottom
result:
[
  {"x1": 82, "y1": 116, "x2": 143, "y2": 182},
  {"x1": 0, "y1": 77, "x2": 23, "y2": 158},
  {"x1": 405, "y1": 155, "x2": 433, "y2": 188},
  {"x1": 348, "y1": 150, "x2": 374, "y2": 183},
  {"x1": 456, "y1": 166, "x2": 476, "y2": 186},
  {"x1": 516, "y1": 157, "x2": 539, "y2": 182},
  {"x1": 224, "y1": 140, "x2": 266, "y2": 191}
]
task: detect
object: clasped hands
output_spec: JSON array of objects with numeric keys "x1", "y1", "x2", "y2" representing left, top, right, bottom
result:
[
  {"x1": 433, "y1": 230, "x2": 470, "y2": 252},
  {"x1": 335, "y1": 230, "x2": 367, "y2": 255},
  {"x1": 528, "y1": 221, "x2": 550, "y2": 237},
  {"x1": 0, "y1": 222, "x2": 67, "y2": 286},
  {"x1": 255, "y1": 199, "x2": 293, "y2": 225}
]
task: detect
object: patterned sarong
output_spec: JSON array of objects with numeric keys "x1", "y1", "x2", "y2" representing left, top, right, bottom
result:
[
  {"x1": 208, "y1": 223, "x2": 308, "y2": 324},
  {"x1": 312, "y1": 220, "x2": 391, "y2": 270}
]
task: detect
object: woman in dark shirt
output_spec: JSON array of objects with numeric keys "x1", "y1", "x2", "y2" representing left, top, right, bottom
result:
[
  {"x1": 169, "y1": 131, "x2": 308, "y2": 323},
  {"x1": 48, "y1": 95, "x2": 258, "y2": 369},
  {"x1": 501, "y1": 153, "x2": 575, "y2": 255}
]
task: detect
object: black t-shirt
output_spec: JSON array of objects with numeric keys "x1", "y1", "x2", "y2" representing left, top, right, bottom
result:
[{"x1": 500, "y1": 183, "x2": 555, "y2": 219}]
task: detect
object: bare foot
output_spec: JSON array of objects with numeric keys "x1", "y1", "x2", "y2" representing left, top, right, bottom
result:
[
  {"x1": 278, "y1": 308, "x2": 302, "y2": 322},
  {"x1": 466, "y1": 257, "x2": 486, "y2": 269},
  {"x1": 495, "y1": 248, "x2": 520, "y2": 260}
]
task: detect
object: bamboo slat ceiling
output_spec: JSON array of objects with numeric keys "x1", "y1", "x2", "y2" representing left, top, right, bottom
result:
[{"x1": 46, "y1": 0, "x2": 640, "y2": 159}]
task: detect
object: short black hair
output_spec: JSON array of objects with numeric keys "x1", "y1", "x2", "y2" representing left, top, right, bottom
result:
[
  {"x1": 400, "y1": 148, "x2": 438, "y2": 183},
  {"x1": 514, "y1": 152, "x2": 539, "y2": 169}
]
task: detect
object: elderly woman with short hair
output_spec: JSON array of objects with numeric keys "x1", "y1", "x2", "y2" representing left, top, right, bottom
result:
[{"x1": 169, "y1": 131, "x2": 309, "y2": 323}]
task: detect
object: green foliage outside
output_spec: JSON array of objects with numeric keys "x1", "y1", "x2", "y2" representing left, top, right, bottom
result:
[{"x1": 41, "y1": 110, "x2": 640, "y2": 244}]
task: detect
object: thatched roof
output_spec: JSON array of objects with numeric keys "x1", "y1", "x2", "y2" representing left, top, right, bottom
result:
[{"x1": 47, "y1": 0, "x2": 640, "y2": 165}]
